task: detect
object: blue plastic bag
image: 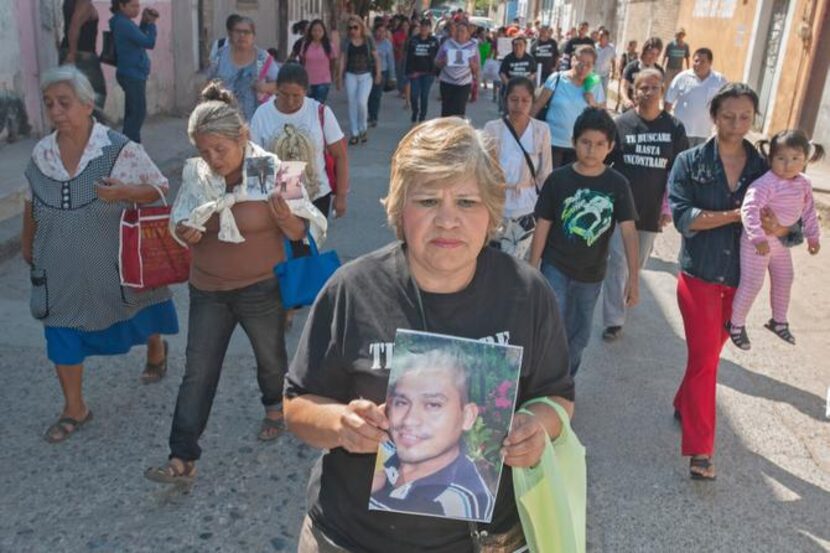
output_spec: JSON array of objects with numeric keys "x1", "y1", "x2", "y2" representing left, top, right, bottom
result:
[{"x1": 273, "y1": 232, "x2": 340, "y2": 309}]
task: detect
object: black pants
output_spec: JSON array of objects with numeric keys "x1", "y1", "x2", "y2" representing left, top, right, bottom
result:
[
  {"x1": 551, "y1": 146, "x2": 577, "y2": 169},
  {"x1": 440, "y1": 81, "x2": 471, "y2": 117}
]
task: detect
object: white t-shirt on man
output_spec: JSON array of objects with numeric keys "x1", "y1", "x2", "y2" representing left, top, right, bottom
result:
[
  {"x1": 664, "y1": 69, "x2": 726, "y2": 139},
  {"x1": 250, "y1": 97, "x2": 345, "y2": 199}
]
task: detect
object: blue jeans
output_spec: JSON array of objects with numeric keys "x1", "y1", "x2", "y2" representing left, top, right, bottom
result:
[
  {"x1": 368, "y1": 70, "x2": 389, "y2": 122},
  {"x1": 308, "y1": 83, "x2": 331, "y2": 104},
  {"x1": 116, "y1": 74, "x2": 146, "y2": 143},
  {"x1": 541, "y1": 262, "x2": 603, "y2": 376},
  {"x1": 168, "y1": 278, "x2": 287, "y2": 461},
  {"x1": 409, "y1": 74, "x2": 434, "y2": 122}
]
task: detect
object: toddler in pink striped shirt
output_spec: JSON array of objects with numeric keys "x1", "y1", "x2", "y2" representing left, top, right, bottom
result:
[{"x1": 727, "y1": 130, "x2": 823, "y2": 350}]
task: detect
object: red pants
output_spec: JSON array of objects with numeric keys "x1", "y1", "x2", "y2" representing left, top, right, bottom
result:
[{"x1": 674, "y1": 273, "x2": 736, "y2": 456}]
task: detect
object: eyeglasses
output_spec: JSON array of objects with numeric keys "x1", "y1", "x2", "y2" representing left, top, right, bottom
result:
[
  {"x1": 232, "y1": 29, "x2": 253, "y2": 36},
  {"x1": 349, "y1": 25, "x2": 359, "y2": 30}
]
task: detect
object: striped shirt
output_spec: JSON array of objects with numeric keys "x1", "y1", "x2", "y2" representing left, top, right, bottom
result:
[
  {"x1": 742, "y1": 170, "x2": 820, "y2": 246},
  {"x1": 436, "y1": 39, "x2": 480, "y2": 85}
]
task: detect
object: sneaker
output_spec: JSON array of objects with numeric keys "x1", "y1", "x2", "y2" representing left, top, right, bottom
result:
[{"x1": 602, "y1": 326, "x2": 623, "y2": 341}]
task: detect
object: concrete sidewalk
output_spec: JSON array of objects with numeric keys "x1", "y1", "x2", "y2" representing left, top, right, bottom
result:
[{"x1": 0, "y1": 116, "x2": 196, "y2": 262}]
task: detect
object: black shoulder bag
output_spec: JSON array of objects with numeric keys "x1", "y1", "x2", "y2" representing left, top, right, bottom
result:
[
  {"x1": 534, "y1": 72, "x2": 561, "y2": 122},
  {"x1": 502, "y1": 117, "x2": 539, "y2": 193}
]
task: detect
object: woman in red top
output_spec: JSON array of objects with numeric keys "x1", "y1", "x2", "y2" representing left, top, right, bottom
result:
[{"x1": 392, "y1": 18, "x2": 410, "y2": 107}]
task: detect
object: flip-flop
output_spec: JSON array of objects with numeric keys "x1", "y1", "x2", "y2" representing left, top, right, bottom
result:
[
  {"x1": 258, "y1": 416, "x2": 285, "y2": 442},
  {"x1": 144, "y1": 460, "x2": 197, "y2": 484},
  {"x1": 44, "y1": 410, "x2": 93, "y2": 443},
  {"x1": 141, "y1": 340, "x2": 169, "y2": 384}
]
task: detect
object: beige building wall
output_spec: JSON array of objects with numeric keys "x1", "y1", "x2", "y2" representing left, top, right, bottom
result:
[{"x1": 619, "y1": 0, "x2": 682, "y2": 55}]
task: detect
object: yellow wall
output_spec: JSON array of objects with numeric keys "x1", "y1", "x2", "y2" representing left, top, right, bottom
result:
[
  {"x1": 676, "y1": 0, "x2": 759, "y2": 82},
  {"x1": 766, "y1": 0, "x2": 820, "y2": 134}
]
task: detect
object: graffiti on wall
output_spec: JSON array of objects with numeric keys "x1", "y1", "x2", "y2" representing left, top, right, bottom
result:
[
  {"x1": 693, "y1": 0, "x2": 736, "y2": 19},
  {"x1": 0, "y1": 89, "x2": 32, "y2": 143}
]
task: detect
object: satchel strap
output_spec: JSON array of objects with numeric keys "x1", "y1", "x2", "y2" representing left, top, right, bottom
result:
[
  {"x1": 283, "y1": 230, "x2": 319, "y2": 260},
  {"x1": 502, "y1": 117, "x2": 537, "y2": 189}
]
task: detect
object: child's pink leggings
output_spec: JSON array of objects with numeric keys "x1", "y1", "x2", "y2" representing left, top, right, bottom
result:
[{"x1": 731, "y1": 233, "x2": 794, "y2": 327}]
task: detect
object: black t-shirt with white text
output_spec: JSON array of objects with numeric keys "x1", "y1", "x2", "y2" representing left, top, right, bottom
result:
[
  {"x1": 560, "y1": 36, "x2": 594, "y2": 69},
  {"x1": 609, "y1": 109, "x2": 689, "y2": 232},
  {"x1": 531, "y1": 39, "x2": 558, "y2": 80},
  {"x1": 285, "y1": 243, "x2": 573, "y2": 553},
  {"x1": 405, "y1": 35, "x2": 440, "y2": 75},
  {"x1": 499, "y1": 52, "x2": 537, "y2": 80},
  {"x1": 535, "y1": 164, "x2": 637, "y2": 282}
]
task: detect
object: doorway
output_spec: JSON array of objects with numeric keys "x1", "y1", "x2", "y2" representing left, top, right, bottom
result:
[{"x1": 755, "y1": 0, "x2": 790, "y2": 130}]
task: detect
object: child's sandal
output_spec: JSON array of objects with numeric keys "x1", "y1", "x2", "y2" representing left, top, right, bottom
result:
[
  {"x1": 726, "y1": 322, "x2": 751, "y2": 350},
  {"x1": 764, "y1": 319, "x2": 795, "y2": 345}
]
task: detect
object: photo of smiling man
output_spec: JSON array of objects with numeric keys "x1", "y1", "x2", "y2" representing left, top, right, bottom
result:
[{"x1": 369, "y1": 331, "x2": 522, "y2": 523}]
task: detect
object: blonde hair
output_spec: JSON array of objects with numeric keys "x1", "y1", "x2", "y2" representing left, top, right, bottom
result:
[
  {"x1": 346, "y1": 15, "x2": 368, "y2": 39},
  {"x1": 382, "y1": 117, "x2": 505, "y2": 241}
]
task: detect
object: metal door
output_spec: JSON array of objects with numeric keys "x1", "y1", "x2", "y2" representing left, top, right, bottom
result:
[{"x1": 756, "y1": 0, "x2": 790, "y2": 129}]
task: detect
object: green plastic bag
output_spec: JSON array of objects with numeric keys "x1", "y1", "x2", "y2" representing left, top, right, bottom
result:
[
  {"x1": 582, "y1": 73, "x2": 601, "y2": 92},
  {"x1": 512, "y1": 398, "x2": 586, "y2": 553}
]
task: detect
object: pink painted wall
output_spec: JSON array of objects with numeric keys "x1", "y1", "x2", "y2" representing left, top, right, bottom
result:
[
  {"x1": 12, "y1": 0, "x2": 44, "y2": 134},
  {"x1": 92, "y1": 0, "x2": 175, "y2": 122}
]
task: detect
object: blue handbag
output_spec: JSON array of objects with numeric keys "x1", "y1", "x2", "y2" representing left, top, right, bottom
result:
[{"x1": 273, "y1": 232, "x2": 341, "y2": 309}]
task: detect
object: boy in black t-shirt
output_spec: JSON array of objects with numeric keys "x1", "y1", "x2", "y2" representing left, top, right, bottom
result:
[{"x1": 530, "y1": 107, "x2": 640, "y2": 375}]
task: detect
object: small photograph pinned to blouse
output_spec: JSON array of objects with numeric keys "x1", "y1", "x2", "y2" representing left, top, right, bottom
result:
[
  {"x1": 245, "y1": 156, "x2": 276, "y2": 199},
  {"x1": 369, "y1": 329, "x2": 523, "y2": 523}
]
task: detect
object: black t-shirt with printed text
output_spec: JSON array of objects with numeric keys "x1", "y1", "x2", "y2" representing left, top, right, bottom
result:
[
  {"x1": 531, "y1": 39, "x2": 558, "y2": 80},
  {"x1": 609, "y1": 109, "x2": 690, "y2": 232},
  {"x1": 560, "y1": 36, "x2": 594, "y2": 69},
  {"x1": 285, "y1": 243, "x2": 573, "y2": 553},
  {"x1": 405, "y1": 35, "x2": 440, "y2": 75},
  {"x1": 534, "y1": 164, "x2": 637, "y2": 282},
  {"x1": 499, "y1": 52, "x2": 537, "y2": 80}
]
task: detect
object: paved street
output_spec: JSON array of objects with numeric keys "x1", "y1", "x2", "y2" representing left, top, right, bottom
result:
[{"x1": 0, "y1": 86, "x2": 829, "y2": 553}]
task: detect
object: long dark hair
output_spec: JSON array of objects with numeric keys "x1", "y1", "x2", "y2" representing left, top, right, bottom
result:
[
  {"x1": 757, "y1": 130, "x2": 826, "y2": 166},
  {"x1": 302, "y1": 19, "x2": 332, "y2": 57}
]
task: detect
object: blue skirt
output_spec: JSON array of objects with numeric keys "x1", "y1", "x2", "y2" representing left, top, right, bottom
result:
[{"x1": 44, "y1": 300, "x2": 179, "y2": 365}]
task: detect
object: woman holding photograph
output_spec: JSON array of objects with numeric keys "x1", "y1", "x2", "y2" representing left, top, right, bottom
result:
[
  {"x1": 284, "y1": 117, "x2": 574, "y2": 552},
  {"x1": 251, "y1": 63, "x2": 349, "y2": 218},
  {"x1": 144, "y1": 83, "x2": 322, "y2": 484}
]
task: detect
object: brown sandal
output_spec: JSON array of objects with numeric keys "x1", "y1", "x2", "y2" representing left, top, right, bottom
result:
[
  {"x1": 144, "y1": 459, "x2": 197, "y2": 484},
  {"x1": 44, "y1": 410, "x2": 93, "y2": 443},
  {"x1": 690, "y1": 456, "x2": 716, "y2": 481},
  {"x1": 258, "y1": 413, "x2": 285, "y2": 442},
  {"x1": 141, "y1": 340, "x2": 169, "y2": 384}
]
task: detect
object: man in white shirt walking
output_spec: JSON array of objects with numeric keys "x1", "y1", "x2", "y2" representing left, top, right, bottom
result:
[
  {"x1": 595, "y1": 29, "x2": 616, "y2": 98},
  {"x1": 664, "y1": 48, "x2": 726, "y2": 147}
]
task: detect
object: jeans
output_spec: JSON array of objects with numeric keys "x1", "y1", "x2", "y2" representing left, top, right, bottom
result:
[
  {"x1": 308, "y1": 83, "x2": 331, "y2": 104},
  {"x1": 345, "y1": 72, "x2": 373, "y2": 135},
  {"x1": 541, "y1": 262, "x2": 603, "y2": 376},
  {"x1": 368, "y1": 70, "x2": 389, "y2": 122},
  {"x1": 409, "y1": 74, "x2": 434, "y2": 122},
  {"x1": 601, "y1": 227, "x2": 656, "y2": 327},
  {"x1": 168, "y1": 278, "x2": 287, "y2": 461},
  {"x1": 440, "y1": 81, "x2": 471, "y2": 117},
  {"x1": 116, "y1": 74, "x2": 146, "y2": 143}
]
